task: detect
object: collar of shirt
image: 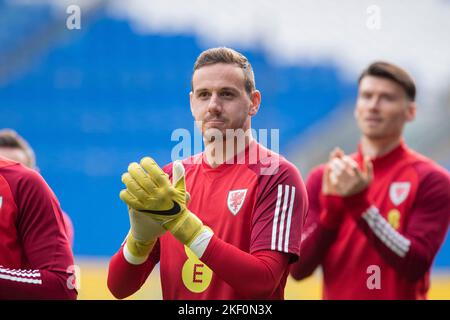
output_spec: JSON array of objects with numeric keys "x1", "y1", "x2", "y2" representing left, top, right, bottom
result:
[
  {"x1": 356, "y1": 139, "x2": 408, "y2": 172},
  {"x1": 200, "y1": 140, "x2": 258, "y2": 179}
]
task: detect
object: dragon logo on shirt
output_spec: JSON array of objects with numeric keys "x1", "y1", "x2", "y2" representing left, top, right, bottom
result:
[
  {"x1": 227, "y1": 189, "x2": 248, "y2": 216},
  {"x1": 389, "y1": 182, "x2": 411, "y2": 206}
]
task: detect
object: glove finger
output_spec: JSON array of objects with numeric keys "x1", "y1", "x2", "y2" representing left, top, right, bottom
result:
[
  {"x1": 122, "y1": 172, "x2": 150, "y2": 201},
  {"x1": 171, "y1": 161, "x2": 188, "y2": 207},
  {"x1": 140, "y1": 157, "x2": 170, "y2": 188},
  {"x1": 120, "y1": 189, "x2": 144, "y2": 210},
  {"x1": 172, "y1": 160, "x2": 186, "y2": 189},
  {"x1": 128, "y1": 162, "x2": 157, "y2": 193},
  {"x1": 120, "y1": 190, "x2": 165, "y2": 212}
]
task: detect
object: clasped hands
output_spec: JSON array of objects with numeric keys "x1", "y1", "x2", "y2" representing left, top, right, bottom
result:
[
  {"x1": 322, "y1": 148, "x2": 373, "y2": 197},
  {"x1": 119, "y1": 157, "x2": 205, "y2": 262}
]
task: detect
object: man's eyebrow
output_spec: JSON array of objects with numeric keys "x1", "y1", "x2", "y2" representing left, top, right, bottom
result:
[
  {"x1": 219, "y1": 87, "x2": 239, "y2": 92},
  {"x1": 360, "y1": 88, "x2": 397, "y2": 95},
  {"x1": 194, "y1": 86, "x2": 240, "y2": 93}
]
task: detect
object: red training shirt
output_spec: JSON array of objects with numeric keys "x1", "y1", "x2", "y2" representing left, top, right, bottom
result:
[{"x1": 0, "y1": 157, "x2": 76, "y2": 299}]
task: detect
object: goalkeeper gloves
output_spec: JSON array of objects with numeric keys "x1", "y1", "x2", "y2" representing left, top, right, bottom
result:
[{"x1": 120, "y1": 158, "x2": 213, "y2": 258}]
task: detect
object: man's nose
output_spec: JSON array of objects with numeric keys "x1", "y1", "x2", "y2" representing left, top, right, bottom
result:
[
  {"x1": 207, "y1": 93, "x2": 222, "y2": 114},
  {"x1": 367, "y1": 96, "x2": 381, "y2": 110}
]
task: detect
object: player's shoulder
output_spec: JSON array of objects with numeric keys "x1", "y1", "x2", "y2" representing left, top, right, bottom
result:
[
  {"x1": 0, "y1": 157, "x2": 39, "y2": 182},
  {"x1": 0, "y1": 158, "x2": 49, "y2": 196},
  {"x1": 407, "y1": 149, "x2": 450, "y2": 184},
  {"x1": 0, "y1": 157, "x2": 21, "y2": 190},
  {"x1": 247, "y1": 144, "x2": 307, "y2": 194},
  {"x1": 251, "y1": 143, "x2": 301, "y2": 177}
]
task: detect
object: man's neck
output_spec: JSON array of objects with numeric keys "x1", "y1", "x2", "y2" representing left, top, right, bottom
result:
[
  {"x1": 204, "y1": 132, "x2": 254, "y2": 168},
  {"x1": 360, "y1": 135, "x2": 402, "y2": 159}
]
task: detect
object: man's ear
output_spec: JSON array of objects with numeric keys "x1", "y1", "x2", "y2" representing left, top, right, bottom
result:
[
  {"x1": 406, "y1": 101, "x2": 416, "y2": 122},
  {"x1": 249, "y1": 90, "x2": 261, "y2": 116}
]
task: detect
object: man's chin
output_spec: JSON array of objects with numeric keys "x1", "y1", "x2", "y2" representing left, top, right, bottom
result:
[
  {"x1": 363, "y1": 130, "x2": 388, "y2": 140},
  {"x1": 203, "y1": 127, "x2": 250, "y2": 142},
  {"x1": 203, "y1": 128, "x2": 226, "y2": 142}
]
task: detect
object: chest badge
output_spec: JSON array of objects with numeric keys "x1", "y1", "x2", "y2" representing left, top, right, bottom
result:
[
  {"x1": 389, "y1": 182, "x2": 411, "y2": 206},
  {"x1": 227, "y1": 189, "x2": 248, "y2": 216}
]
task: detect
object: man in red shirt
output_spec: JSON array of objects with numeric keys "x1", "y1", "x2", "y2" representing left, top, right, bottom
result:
[
  {"x1": 0, "y1": 135, "x2": 77, "y2": 299},
  {"x1": 108, "y1": 47, "x2": 308, "y2": 299},
  {"x1": 0, "y1": 129, "x2": 74, "y2": 247},
  {"x1": 290, "y1": 61, "x2": 450, "y2": 299}
]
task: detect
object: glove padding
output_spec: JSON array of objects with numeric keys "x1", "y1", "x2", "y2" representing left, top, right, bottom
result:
[{"x1": 120, "y1": 157, "x2": 206, "y2": 247}]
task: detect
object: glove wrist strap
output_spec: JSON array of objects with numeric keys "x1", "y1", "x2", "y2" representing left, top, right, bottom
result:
[
  {"x1": 167, "y1": 209, "x2": 204, "y2": 245},
  {"x1": 123, "y1": 235, "x2": 156, "y2": 265}
]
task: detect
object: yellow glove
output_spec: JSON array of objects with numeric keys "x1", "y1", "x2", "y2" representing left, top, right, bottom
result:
[
  {"x1": 120, "y1": 158, "x2": 213, "y2": 256},
  {"x1": 120, "y1": 161, "x2": 170, "y2": 264},
  {"x1": 121, "y1": 206, "x2": 166, "y2": 264}
]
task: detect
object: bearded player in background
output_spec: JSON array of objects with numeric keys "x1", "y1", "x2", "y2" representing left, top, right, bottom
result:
[{"x1": 290, "y1": 61, "x2": 450, "y2": 299}]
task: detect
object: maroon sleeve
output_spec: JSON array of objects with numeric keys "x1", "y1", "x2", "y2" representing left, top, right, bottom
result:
[
  {"x1": 250, "y1": 159, "x2": 308, "y2": 259},
  {"x1": 289, "y1": 166, "x2": 342, "y2": 280},
  {"x1": 62, "y1": 211, "x2": 74, "y2": 248},
  {"x1": 201, "y1": 235, "x2": 290, "y2": 299},
  {"x1": 107, "y1": 240, "x2": 160, "y2": 299},
  {"x1": 345, "y1": 165, "x2": 450, "y2": 281},
  {"x1": 0, "y1": 166, "x2": 76, "y2": 299}
]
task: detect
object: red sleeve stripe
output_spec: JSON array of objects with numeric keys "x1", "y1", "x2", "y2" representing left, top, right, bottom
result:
[
  {"x1": 271, "y1": 185, "x2": 296, "y2": 252},
  {"x1": 362, "y1": 206, "x2": 411, "y2": 257},
  {"x1": 0, "y1": 266, "x2": 42, "y2": 284}
]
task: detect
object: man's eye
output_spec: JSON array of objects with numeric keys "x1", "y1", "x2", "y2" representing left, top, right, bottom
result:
[
  {"x1": 382, "y1": 95, "x2": 395, "y2": 102},
  {"x1": 198, "y1": 92, "x2": 210, "y2": 98},
  {"x1": 221, "y1": 91, "x2": 233, "y2": 97}
]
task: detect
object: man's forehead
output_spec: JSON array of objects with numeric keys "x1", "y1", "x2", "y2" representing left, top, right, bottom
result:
[
  {"x1": 192, "y1": 63, "x2": 245, "y2": 90},
  {"x1": 359, "y1": 76, "x2": 403, "y2": 94}
]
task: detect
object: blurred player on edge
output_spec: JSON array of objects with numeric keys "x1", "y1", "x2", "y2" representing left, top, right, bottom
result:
[
  {"x1": 290, "y1": 62, "x2": 450, "y2": 299},
  {"x1": 0, "y1": 129, "x2": 76, "y2": 299},
  {"x1": 0, "y1": 129, "x2": 74, "y2": 246}
]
